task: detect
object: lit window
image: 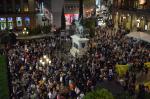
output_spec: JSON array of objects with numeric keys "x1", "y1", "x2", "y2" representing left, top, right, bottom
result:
[
  {"x1": 0, "y1": 18, "x2": 7, "y2": 30},
  {"x1": 7, "y1": 17, "x2": 13, "y2": 29},
  {"x1": 16, "y1": 17, "x2": 22, "y2": 27},
  {"x1": 25, "y1": 17, "x2": 30, "y2": 26}
]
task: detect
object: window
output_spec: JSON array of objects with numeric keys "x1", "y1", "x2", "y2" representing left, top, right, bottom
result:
[
  {"x1": 16, "y1": 17, "x2": 22, "y2": 27},
  {"x1": 0, "y1": 18, "x2": 7, "y2": 30},
  {"x1": 7, "y1": 17, "x2": 13, "y2": 29},
  {"x1": 25, "y1": 17, "x2": 30, "y2": 26}
]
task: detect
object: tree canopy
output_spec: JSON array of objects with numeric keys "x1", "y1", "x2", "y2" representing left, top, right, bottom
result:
[{"x1": 83, "y1": 88, "x2": 114, "y2": 99}]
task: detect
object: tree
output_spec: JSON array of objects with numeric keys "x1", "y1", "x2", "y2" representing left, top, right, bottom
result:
[
  {"x1": 61, "y1": 7, "x2": 66, "y2": 30},
  {"x1": 83, "y1": 88, "x2": 114, "y2": 99},
  {"x1": 84, "y1": 18, "x2": 95, "y2": 37}
]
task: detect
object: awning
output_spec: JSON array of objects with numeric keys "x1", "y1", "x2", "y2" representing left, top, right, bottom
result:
[{"x1": 126, "y1": 32, "x2": 150, "y2": 43}]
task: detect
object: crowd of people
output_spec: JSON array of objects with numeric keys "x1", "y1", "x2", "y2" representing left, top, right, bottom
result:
[
  {"x1": 94, "y1": 27, "x2": 150, "y2": 96},
  {"x1": 4, "y1": 26, "x2": 150, "y2": 99}
]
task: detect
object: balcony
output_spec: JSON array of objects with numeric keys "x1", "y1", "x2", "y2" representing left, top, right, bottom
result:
[{"x1": 113, "y1": 6, "x2": 150, "y2": 16}]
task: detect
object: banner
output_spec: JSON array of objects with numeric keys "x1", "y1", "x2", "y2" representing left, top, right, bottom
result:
[
  {"x1": 115, "y1": 64, "x2": 129, "y2": 77},
  {"x1": 144, "y1": 62, "x2": 150, "y2": 68}
]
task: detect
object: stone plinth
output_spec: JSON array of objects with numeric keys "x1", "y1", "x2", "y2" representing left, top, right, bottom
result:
[{"x1": 70, "y1": 34, "x2": 89, "y2": 57}]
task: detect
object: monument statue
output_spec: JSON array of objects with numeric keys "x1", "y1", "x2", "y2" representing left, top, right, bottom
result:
[
  {"x1": 70, "y1": 17, "x2": 89, "y2": 57},
  {"x1": 74, "y1": 17, "x2": 84, "y2": 36}
]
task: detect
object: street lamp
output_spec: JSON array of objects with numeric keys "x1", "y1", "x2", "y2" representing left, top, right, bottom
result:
[
  {"x1": 39, "y1": 55, "x2": 51, "y2": 66},
  {"x1": 22, "y1": 27, "x2": 29, "y2": 35}
]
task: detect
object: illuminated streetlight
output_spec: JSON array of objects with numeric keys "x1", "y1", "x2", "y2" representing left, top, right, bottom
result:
[
  {"x1": 26, "y1": 31, "x2": 29, "y2": 35},
  {"x1": 39, "y1": 55, "x2": 51, "y2": 66},
  {"x1": 22, "y1": 27, "x2": 29, "y2": 35},
  {"x1": 46, "y1": 58, "x2": 49, "y2": 62},
  {"x1": 42, "y1": 61, "x2": 45, "y2": 66},
  {"x1": 40, "y1": 59, "x2": 43, "y2": 63},
  {"x1": 43, "y1": 55, "x2": 47, "y2": 59},
  {"x1": 48, "y1": 60, "x2": 51, "y2": 64}
]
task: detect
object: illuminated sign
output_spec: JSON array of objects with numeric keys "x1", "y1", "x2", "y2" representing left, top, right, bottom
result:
[{"x1": 65, "y1": 14, "x2": 79, "y2": 25}]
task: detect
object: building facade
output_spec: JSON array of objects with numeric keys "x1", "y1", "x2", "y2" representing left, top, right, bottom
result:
[
  {"x1": 0, "y1": 0, "x2": 53, "y2": 31},
  {"x1": 63, "y1": 0, "x2": 95, "y2": 26},
  {"x1": 0, "y1": 0, "x2": 37, "y2": 31},
  {"x1": 64, "y1": 0, "x2": 79, "y2": 25},
  {"x1": 112, "y1": 0, "x2": 150, "y2": 31}
]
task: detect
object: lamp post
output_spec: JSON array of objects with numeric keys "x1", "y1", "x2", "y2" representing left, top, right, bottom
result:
[
  {"x1": 22, "y1": 27, "x2": 29, "y2": 35},
  {"x1": 39, "y1": 55, "x2": 51, "y2": 66}
]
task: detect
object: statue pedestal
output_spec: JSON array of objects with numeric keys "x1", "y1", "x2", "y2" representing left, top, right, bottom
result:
[{"x1": 70, "y1": 34, "x2": 89, "y2": 57}]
